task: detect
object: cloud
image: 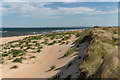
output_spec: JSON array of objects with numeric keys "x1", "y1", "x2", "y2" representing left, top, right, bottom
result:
[
  {"x1": 1, "y1": 0, "x2": 120, "y2": 2},
  {"x1": 2, "y1": 3, "x2": 118, "y2": 19}
]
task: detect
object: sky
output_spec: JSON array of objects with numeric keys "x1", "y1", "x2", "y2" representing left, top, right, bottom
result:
[
  {"x1": 1, "y1": 2, "x2": 118, "y2": 27},
  {"x1": 1, "y1": 0, "x2": 120, "y2": 2}
]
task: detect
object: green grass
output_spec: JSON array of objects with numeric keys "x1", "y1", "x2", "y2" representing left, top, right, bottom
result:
[
  {"x1": 58, "y1": 40, "x2": 62, "y2": 43},
  {"x1": 48, "y1": 41, "x2": 57, "y2": 46},
  {"x1": 62, "y1": 36, "x2": 70, "y2": 40},
  {"x1": 2, "y1": 53, "x2": 9, "y2": 57},
  {"x1": 64, "y1": 47, "x2": 77, "y2": 57},
  {"x1": 38, "y1": 47, "x2": 43, "y2": 49},
  {"x1": 11, "y1": 49, "x2": 22, "y2": 57},
  {"x1": 19, "y1": 52, "x2": 26, "y2": 56},
  {"x1": 32, "y1": 41, "x2": 37, "y2": 43},
  {"x1": 12, "y1": 58, "x2": 22, "y2": 63},
  {"x1": 0, "y1": 58, "x2": 4, "y2": 64},
  {"x1": 30, "y1": 56, "x2": 36, "y2": 59},
  {"x1": 10, "y1": 65, "x2": 18, "y2": 69},
  {"x1": 37, "y1": 49, "x2": 41, "y2": 52},
  {"x1": 35, "y1": 43, "x2": 40, "y2": 46},
  {"x1": 50, "y1": 65, "x2": 56, "y2": 71},
  {"x1": 60, "y1": 42, "x2": 65, "y2": 45},
  {"x1": 65, "y1": 41, "x2": 69, "y2": 45}
]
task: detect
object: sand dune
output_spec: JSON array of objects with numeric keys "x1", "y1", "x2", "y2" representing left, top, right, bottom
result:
[
  {"x1": 1, "y1": 27, "x2": 119, "y2": 79},
  {"x1": 1, "y1": 32, "x2": 80, "y2": 78}
]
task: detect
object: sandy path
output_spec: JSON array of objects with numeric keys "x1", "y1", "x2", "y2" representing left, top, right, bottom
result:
[
  {"x1": 1, "y1": 33, "x2": 84, "y2": 78},
  {"x1": 2, "y1": 43, "x2": 75, "y2": 78}
]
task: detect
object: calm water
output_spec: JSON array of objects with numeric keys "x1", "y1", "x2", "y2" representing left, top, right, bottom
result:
[{"x1": 1, "y1": 27, "x2": 92, "y2": 37}]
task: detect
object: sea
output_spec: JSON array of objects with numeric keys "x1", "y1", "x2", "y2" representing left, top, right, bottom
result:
[{"x1": 1, "y1": 27, "x2": 92, "y2": 37}]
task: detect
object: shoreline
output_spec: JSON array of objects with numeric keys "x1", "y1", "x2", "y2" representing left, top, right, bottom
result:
[
  {"x1": 0, "y1": 30, "x2": 83, "y2": 44},
  {"x1": 1, "y1": 27, "x2": 118, "y2": 78}
]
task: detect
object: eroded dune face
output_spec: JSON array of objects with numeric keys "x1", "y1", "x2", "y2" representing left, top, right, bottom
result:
[
  {"x1": 53, "y1": 27, "x2": 119, "y2": 79},
  {"x1": 1, "y1": 27, "x2": 119, "y2": 79},
  {"x1": 78, "y1": 27, "x2": 119, "y2": 79}
]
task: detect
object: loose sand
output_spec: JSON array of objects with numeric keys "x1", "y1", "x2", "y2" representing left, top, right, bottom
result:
[
  {"x1": 0, "y1": 35, "x2": 38, "y2": 44},
  {"x1": 1, "y1": 30, "x2": 88, "y2": 79},
  {"x1": 1, "y1": 34, "x2": 84, "y2": 78}
]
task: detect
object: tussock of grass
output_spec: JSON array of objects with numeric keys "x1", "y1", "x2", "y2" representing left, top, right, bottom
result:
[
  {"x1": 0, "y1": 58, "x2": 4, "y2": 64},
  {"x1": 60, "y1": 42, "x2": 65, "y2": 45},
  {"x1": 50, "y1": 65, "x2": 56, "y2": 71},
  {"x1": 38, "y1": 47, "x2": 43, "y2": 49},
  {"x1": 30, "y1": 56, "x2": 36, "y2": 59},
  {"x1": 64, "y1": 47, "x2": 77, "y2": 57},
  {"x1": 19, "y1": 52, "x2": 26, "y2": 56},
  {"x1": 48, "y1": 41, "x2": 57, "y2": 46},
  {"x1": 11, "y1": 49, "x2": 22, "y2": 57},
  {"x1": 10, "y1": 65, "x2": 18, "y2": 69},
  {"x1": 37, "y1": 49, "x2": 41, "y2": 52},
  {"x1": 12, "y1": 58, "x2": 22, "y2": 63}
]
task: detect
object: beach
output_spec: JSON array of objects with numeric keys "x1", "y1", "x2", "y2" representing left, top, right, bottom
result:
[
  {"x1": 1, "y1": 30, "x2": 84, "y2": 78},
  {"x1": 1, "y1": 27, "x2": 119, "y2": 79}
]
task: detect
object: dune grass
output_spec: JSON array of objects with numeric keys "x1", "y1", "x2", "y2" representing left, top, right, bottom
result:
[
  {"x1": 12, "y1": 58, "x2": 22, "y2": 63},
  {"x1": 10, "y1": 65, "x2": 18, "y2": 69},
  {"x1": 50, "y1": 65, "x2": 56, "y2": 71}
]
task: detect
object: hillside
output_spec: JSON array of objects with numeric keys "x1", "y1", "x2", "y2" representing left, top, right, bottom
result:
[{"x1": 52, "y1": 26, "x2": 119, "y2": 79}]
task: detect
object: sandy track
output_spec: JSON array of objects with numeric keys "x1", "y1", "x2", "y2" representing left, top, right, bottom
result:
[{"x1": 2, "y1": 43, "x2": 76, "y2": 78}]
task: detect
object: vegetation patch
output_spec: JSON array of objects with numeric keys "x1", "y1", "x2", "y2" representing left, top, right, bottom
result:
[
  {"x1": 12, "y1": 58, "x2": 22, "y2": 63},
  {"x1": 10, "y1": 65, "x2": 18, "y2": 69},
  {"x1": 30, "y1": 56, "x2": 36, "y2": 59},
  {"x1": 64, "y1": 47, "x2": 77, "y2": 57},
  {"x1": 50, "y1": 65, "x2": 56, "y2": 71}
]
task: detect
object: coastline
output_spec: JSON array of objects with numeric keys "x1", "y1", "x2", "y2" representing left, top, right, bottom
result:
[
  {"x1": 0, "y1": 30, "x2": 83, "y2": 44},
  {"x1": 1, "y1": 27, "x2": 118, "y2": 78},
  {"x1": 2, "y1": 29, "x2": 80, "y2": 78},
  {"x1": 0, "y1": 34, "x2": 38, "y2": 44}
]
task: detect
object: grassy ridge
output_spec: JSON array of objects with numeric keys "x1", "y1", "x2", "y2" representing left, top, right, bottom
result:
[
  {"x1": 52, "y1": 26, "x2": 118, "y2": 79},
  {"x1": 79, "y1": 27, "x2": 118, "y2": 78}
]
